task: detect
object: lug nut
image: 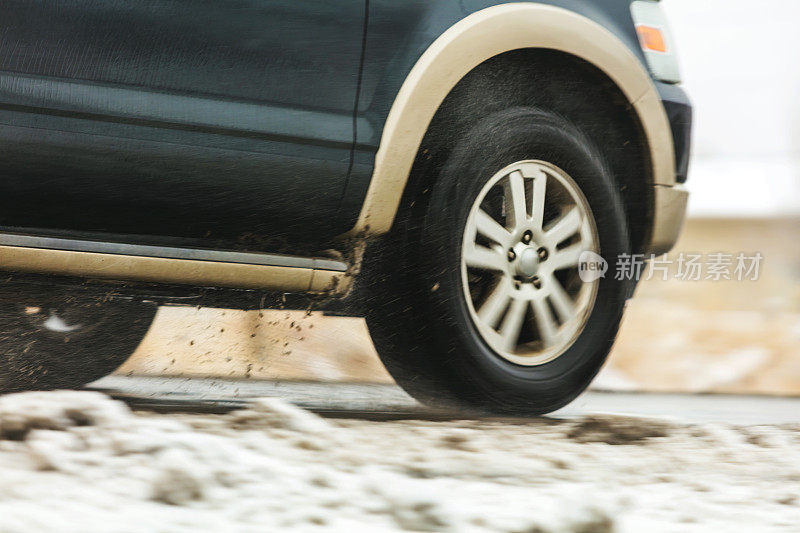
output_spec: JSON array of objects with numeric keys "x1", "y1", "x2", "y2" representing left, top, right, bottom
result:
[
  {"x1": 507, "y1": 249, "x2": 516, "y2": 262},
  {"x1": 522, "y1": 231, "x2": 533, "y2": 244},
  {"x1": 537, "y1": 247, "x2": 549, "y2": 261},
  {"x1": 531, "y1": 276, "x2": 542, "y2": 289}
]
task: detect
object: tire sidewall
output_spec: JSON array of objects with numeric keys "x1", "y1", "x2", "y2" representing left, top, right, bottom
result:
[
  {"x1": 0, "y1": 287, "x2": 156, "y2": 393},
  {"x1": 417, "y1": 107, "x2": 630, "y2": 412}
]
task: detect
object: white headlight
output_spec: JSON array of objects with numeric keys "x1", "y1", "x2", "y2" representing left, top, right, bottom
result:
[{"x1": 630, "y1": 0, "x2": 681, "y2": 83}]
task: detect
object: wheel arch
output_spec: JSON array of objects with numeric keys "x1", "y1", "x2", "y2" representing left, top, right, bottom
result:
[{"x1": 345, "y1": 3, "x2": 676, "y2": 254}]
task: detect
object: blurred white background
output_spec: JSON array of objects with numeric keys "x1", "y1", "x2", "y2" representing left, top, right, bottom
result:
[{"x1": 663, "y1": 0, "x2": 800, "y2": 217}]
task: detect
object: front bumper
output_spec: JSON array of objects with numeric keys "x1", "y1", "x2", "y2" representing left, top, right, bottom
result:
[
  {"x1": 656, "y1": 82, "x2": 693, "y2": 184},
  {"x1": 649, "y1": 183, "x2": 689, "y2": 255},
  {"x1": 646, "y1": 82, "x2": 692, "y2": 255}
]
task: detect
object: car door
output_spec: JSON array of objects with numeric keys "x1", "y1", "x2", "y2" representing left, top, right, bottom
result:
[{"x1": 0, "y1": 0, "x2": 365, "y2": 249}]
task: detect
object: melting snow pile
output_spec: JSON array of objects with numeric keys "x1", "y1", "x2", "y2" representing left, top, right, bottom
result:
[{"x1": 0, "y1": 391, "x2": 798, "y2": 532}]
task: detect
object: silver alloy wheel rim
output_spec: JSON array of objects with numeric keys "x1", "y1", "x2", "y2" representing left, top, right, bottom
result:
[{"x1": 460, "y1": 160, "x2": 600, "y2": 366}]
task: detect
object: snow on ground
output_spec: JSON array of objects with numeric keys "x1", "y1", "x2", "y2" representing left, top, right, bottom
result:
[{"x1": 0, "y1": 392, "x2": 799, "y2": 532}]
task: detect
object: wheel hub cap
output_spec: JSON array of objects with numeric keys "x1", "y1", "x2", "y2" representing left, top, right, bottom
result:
[
  {"x1": 460, "y1": 160, "x2": 600, "y2": 366},
  {"x1": 514, "y1": 245, "x2": 540, "y2": 279}
]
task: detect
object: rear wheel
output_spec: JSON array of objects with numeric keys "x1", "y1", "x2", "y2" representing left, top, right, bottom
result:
[
  {"x1": 365, "y1": 107, "x2": 631, "y2": 414},
  {"x1": 0, "y1": 284, "x2": 156, "y2": 393}
]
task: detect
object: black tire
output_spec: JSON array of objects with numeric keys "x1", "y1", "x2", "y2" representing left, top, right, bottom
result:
[
  {"x1": 364, "y1": 107, "x2": 630, "y2": 415},
  {"x1": 0, "y1": 284, "x2": 157, "y2": 393}
]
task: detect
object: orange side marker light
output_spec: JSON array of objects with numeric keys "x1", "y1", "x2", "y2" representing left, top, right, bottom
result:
[{"x1": 636, "y1": 25, "x2": 667, "y2": 53}]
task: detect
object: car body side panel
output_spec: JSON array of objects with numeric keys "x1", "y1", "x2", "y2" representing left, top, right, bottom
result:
[{"x1": 0, "y1": 0, "x2": 365, "y2": 247}]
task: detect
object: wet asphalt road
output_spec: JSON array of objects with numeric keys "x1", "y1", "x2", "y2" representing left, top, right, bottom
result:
[{"x1": 90, "y1": 375, "x2": 800, "y2": 425}]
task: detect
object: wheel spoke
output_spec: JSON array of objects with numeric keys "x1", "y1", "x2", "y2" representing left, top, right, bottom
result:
[
  {"x1": 477, "y1": 281, "x2": 512, "y2": 329},
  {"x1": 475, "y1": 209, "x2": 512, "y2": 247},
  {"x1": 530, "y1": 173, "x2": 547, "y2": 232},
  {"x1": 504, "y1": 171, "x2": 528, "y2": 230},
  {"x1": 546, "y1": 206, "x2": 582, "y2": 246},
  {"x1": 460, "y1": 160, "x2": 599, "y2": 365},
  {"x1": 499, "y1": 297, "x2": 526, "y2": 351},
  {"x1": 547, "y1": 276, "x2": 575, "y2": 323},
  {"x1": 464, "y1": 244, "x2": 506, "y2": 272},
  {"x1": 549, "y1": 242, "x2": 585, "y2": 270},
  {"x1": 531, "y1": 298, "x2": 558, "y2": 348}
]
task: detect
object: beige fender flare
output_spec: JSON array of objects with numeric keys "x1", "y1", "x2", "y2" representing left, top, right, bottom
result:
[{"x1": 346, "y1": 2, "x2": 684, "y2": 254}]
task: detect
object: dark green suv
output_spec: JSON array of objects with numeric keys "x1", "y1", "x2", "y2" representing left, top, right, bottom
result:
[{"x1": 0, "y1": 0, "x2": 690, "y2": 414}]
